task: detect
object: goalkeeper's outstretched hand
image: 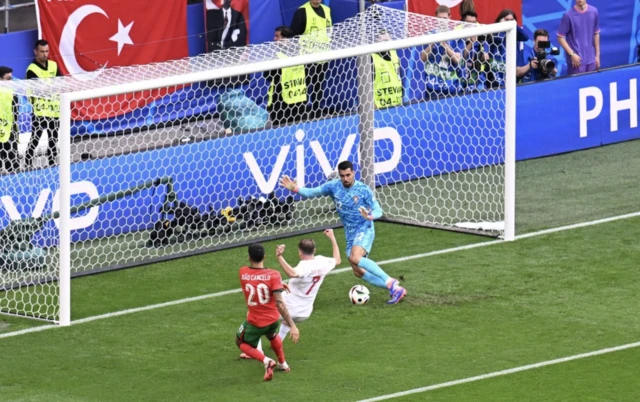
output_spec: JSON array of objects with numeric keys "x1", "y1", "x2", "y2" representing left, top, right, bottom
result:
[
  {"x1": 359, "y1": 206, "x2": 374, "y2": 221},
  {"x1": 280, "y1": 175, "x2": 298, "y2": 192}
]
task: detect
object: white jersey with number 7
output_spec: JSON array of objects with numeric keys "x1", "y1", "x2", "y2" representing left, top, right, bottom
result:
[{"x1": 284, "y1": 255, "x2": 337, "y2": 318}]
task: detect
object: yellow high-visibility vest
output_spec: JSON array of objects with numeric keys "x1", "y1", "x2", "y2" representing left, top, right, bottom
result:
[
  {"x1": 0, "y1": 88, "x2": 13, "y2": 143},
  {"x1": 268, "y1": 52, "x2": 307, "y2": 106},
  {"x1": 299, "y1": 2, "x2": 332, "y2": 55},
  {"x1": 26, "y1": 61, "x2": 60, "y2": 118},
  {"x1": 372, "y1": 51, "x2": 403, "y2": 109}
]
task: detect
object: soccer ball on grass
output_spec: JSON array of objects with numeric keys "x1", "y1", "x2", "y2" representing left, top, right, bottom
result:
[{"x1": 349, "y1": 285, "x2": 370, "y2": 305}]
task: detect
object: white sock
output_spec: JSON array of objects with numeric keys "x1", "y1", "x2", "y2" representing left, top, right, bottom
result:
[
  {"x1": 262, "y1": 356, "x2": 271, "y2": 365},
  {"x1": 278, "y1": 324, "x2": 291, "y2": 341},
  {"x1": 256, "y1": 339, "x2": 263, "y2": 353}
]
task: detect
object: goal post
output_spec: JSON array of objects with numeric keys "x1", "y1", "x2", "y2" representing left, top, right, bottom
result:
[{"x1": 0, "y1": 6, "x2": 516, "y2": 325}]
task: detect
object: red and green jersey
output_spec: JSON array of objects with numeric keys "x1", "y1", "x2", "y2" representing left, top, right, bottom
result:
[{"x1": 239, "y1": 266, "x2": 284, "y2": 327}]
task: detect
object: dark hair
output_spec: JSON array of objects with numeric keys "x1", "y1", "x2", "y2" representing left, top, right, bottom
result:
[
  {"x1": 495, "y1": 9, "x2": 518, "y2": 24},
  {"x1": 275, "y1": 26, "x2": 294, "y2": 39},
  {"x1": 460, "y1": 0, "x2": 476, "y2": 15},
  {"x1": 533, "y1": 29, "x2": 549, "y2": 41},
  {"x1": 248, "y1": 243, "x2": 265, "y2": 263},
  {"x1": 0, "y1": 66, "x2": 13, "y2": 78},
  {"x1": 435, "y1": 5, "x2": 450, "y2": 15},
  {"x1": 34, "y1": 39, "x2": 49, "y2": 49},
  {"x1": 337, "y1": 160, "x2": 354, "y2": 171},
  {"x1": 298, "y1": 239, "x2": 315, "y2": 256},
  {"x1": 461, "y1": 11, "x2": 478, "y2": 21}
]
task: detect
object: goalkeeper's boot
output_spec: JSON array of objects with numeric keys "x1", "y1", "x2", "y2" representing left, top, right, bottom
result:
[
  {"x1": 277, "y1": 362, "x2": 291, "y2": 372},
  {"x1": 386, "y1": 279, "x2": 400, "y2": 296},
  {"x1": 239, "y1": 353, "x2": 251, "y2": 359},
  {"x1": 264, "y1": 359, "x2": 277, "y2": 381},
  {"x1": 387, "y1": 286, "x2": 406, "y2": 305}
]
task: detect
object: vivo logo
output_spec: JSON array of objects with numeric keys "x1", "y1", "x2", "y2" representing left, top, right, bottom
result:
[
  {"x1": 244, "y1": 127, "x2": 402, "y2": 194},
  {"x1": 579, "y1": 78, "x2": 638, "y2": 138},
  {"x1": 0, "y1": 181, "x2": 100, "y2": 231}
]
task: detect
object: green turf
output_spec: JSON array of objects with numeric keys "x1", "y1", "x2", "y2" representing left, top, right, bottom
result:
[
  {"x1": 392, "y1": 346, "x2": 640, "y2": 401},
  {"x1": 0, "y1": 141, "x2": 639, "y2": 401},
  {"x1": 0, "y1": 216, "x2": 638, "y2": 401}
]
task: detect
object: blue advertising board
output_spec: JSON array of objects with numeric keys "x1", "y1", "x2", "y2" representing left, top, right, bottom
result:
[{"x1": 1, "y1": 63, "x2": 639, "y2": 246}]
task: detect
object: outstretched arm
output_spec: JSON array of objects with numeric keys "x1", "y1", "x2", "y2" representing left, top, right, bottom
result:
[
  {"x1": 275, "y1": 291, "x2": 299, "y2": 343},
  {"x1": 280, "y1": 175, "x2": 329, "y2": 198},
  {"x1": 275, "y1": 244, "x2": 299, "y2": 278},
  {"x1": 324, "y1": 229, "x2": 341, "y2": 266}
]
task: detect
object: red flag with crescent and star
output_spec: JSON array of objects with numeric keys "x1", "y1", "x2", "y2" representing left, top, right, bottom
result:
[{"x1": 35, "y1": 0, "x2": 188, "y2": 120}]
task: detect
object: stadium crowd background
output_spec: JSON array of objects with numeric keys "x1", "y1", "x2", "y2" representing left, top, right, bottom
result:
[{"x1": 0, "y1": 0, "x2": 632, "y2": 171}]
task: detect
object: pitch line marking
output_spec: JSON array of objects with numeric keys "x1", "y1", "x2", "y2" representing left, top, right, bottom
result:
[{"x1": 1, "y1": 211, "x2": 639, "y2": 340}]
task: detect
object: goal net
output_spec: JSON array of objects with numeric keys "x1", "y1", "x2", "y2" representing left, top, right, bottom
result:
[{"x1": 0, "y1": 5, "x2": 516, "y2": 324}]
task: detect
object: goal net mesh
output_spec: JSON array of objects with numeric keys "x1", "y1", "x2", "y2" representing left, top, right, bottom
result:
[{"x1": 0, "y1": 5, "x2": 510, "y2": 322}]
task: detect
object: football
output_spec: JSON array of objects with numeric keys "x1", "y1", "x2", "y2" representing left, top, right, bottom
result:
[{"x1": 349, "y1": 285, "x2": 370, "y2": 305}]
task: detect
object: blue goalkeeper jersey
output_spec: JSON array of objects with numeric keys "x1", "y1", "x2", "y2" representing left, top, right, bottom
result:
[{"x1": 298, "y1": 179, "x2": 383, "y2": 235}]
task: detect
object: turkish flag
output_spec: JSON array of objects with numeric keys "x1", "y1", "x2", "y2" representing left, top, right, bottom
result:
[
  {"x1": 35, "y1": 0, "x2": 188, "y2": 120},
  {"x1": 408, "y1": 0, "x2": 522, "y2": 24}
]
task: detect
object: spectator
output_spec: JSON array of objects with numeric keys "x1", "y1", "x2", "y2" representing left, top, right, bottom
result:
[
  {"x1": 371, "y1": 30, "x2": 403, "y2": 109},
  {"x1": 264, "y1": 26, "x2": 307, "y2": 125},
  {"x1": 488, "y1": 9, "x2": 530, "y2": 87},
  {"x1": 291, "y1": 0, "x2": 332, "y2": 117},
  {"x1": 557, "y1": 0, "x2": 600, "y2": 75},
  {"x1": 206, "y1": 0, "x2": 248, "y2": 51},
  {"x1": 0, "y1": 66, "x2": 20, "y2": 173},
  {"x1": 450, "y1": 11, "x2": 490, "y2": 92},
  {"x1": 25, "y1": 39, "x2": 61, "y2": 168},
  {"x1": 459, "y1": 0, "x2": 476, "y2": 16},
  {"x1": 420, "y1": 6, "x2": 463, "y2": 100},
  {"x1": 519, "y1": 29, "x2": 558, "y2": 83}
]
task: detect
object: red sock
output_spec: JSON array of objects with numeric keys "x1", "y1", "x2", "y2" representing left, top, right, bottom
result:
[
  {"x1": 269, "y1": 335, "x2": 286, "y2": 364},
  {"x1": 239, "y1": 342, "x2": 266, "y2": 362}
]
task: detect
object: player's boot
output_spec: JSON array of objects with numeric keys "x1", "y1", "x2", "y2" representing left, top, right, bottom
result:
[
  {"x1": 277, "y1": 362, "x2": 291, "y2": 372},
  {"x1": 264, "y1": 359, "x2": 277, "y2": 381},
  {"x1": 239, "y1": 353, "x2": 251, "y2": 359},
  {"x1": 387, "y1": 286, "x2": 406, "y2": 305},
  {"x1": 387, "y1": 279, "x2": 400, "y2": 295}
]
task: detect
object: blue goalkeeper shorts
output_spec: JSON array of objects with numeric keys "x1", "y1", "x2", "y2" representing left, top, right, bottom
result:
[{"x1": 345, "y1": 227, "x2": 375, "y2": 257}]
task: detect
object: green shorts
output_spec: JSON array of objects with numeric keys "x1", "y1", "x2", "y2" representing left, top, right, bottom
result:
[{"x1": 236, "y1": 320, "x2": 280, "y2": 347}]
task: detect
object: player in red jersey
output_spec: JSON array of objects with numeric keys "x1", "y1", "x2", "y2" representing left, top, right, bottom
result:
[{"x1": 236, "y1": 243, "x2": 300, "y2": 381}]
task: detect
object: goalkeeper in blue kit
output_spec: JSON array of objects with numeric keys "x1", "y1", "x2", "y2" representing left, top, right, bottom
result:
[{"x1": 280, "y1": 160, "x2": 406, "y2": 304}]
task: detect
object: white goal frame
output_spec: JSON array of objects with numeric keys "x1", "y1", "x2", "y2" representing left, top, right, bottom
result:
[{"x1": 53, "y1": 19, "x2": 517, "y2": 326}]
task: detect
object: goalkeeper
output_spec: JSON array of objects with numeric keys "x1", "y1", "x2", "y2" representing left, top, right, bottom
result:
[{"x1": 280, "y1": 160, "x2": 406, "y2": 304}]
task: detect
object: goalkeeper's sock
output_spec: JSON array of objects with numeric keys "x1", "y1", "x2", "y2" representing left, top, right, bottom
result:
[
  {"x1": 359, "y1": 257, "x2": 390, "y2": 283},
  {"x1": 239, "y1": 342, "x2": 266, "y2": 362},
  {"x1": 269, "y1": 335, "x2": 286, "y2": 364},
  {"x1": 362, "y1": 271, "x2": 388, "y2": 289},
  {"x1": 278, "y1": 323, "x2": 291, "y2": 341}
]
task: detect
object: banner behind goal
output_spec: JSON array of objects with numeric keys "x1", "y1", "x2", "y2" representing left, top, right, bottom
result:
[{"x1": 0, "y1": 6, "x2": 516, "y2": 324}]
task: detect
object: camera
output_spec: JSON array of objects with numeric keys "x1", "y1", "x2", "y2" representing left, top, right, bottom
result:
[{"x1": 532, "y1": 40, "x2": 560, "y2": 75}]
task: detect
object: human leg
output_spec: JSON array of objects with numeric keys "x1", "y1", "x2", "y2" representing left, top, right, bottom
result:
[
  {"x1": 25, "y1": 116, "x2": 44, "y2": 168},
  {"x1": 347, "y1": 230, "x2": 406, "y2": 304},
  {"x1": 47, "y1": 118, "x2": 59, "y2": 166},
  {"x1": 236, "y1": 320, "x2": 278, "y2": 381}
]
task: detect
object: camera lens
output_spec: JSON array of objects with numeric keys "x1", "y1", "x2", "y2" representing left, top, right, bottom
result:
[{"x1": 540, "y1": 59, "x2": 555, "y2": 72}]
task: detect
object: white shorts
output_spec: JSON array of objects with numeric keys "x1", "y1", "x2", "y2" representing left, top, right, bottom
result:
[{"x1": 283, "y1": 292, "x2": 313, "y2": 320}]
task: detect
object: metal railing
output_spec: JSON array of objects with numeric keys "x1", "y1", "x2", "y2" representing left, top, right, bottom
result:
[{"x1": 1, "y1": 0, "x2": 35, "y2": 33}]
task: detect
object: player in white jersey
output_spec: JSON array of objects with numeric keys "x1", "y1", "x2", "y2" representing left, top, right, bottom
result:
[{"x1": 241, "y1": 229, "x2": 340, "y2": 359}]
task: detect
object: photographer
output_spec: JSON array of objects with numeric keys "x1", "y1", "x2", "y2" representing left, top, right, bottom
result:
[
  {"x1": 450, "y1": 11, "x2": 489, "y2": 92},
  {"x1": 519, "y1": 29, "x2": 559, "y2": 83},
  {"x1": 420, "y1": 6, "x2": 464, "y2": 99},
  {"x1": 486, "y1": 9, "x2": 530, "y2": 88}
]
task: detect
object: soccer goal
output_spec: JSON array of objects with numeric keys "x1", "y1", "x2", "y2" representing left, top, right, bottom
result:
[{"x1": 0, "y1": 5, "x2": 516, "y2": 325}]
